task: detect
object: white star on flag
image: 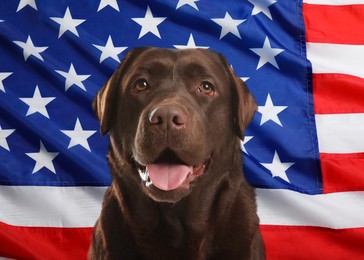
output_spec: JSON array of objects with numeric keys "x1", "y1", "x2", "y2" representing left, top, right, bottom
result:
[
  {"x1": 258, "y1": 93, "x2": 287, "y2": 127},
  {"x1": 173, "y1": 34, "x2": 209, "y2": 49},
  {"x1": 176, "y1": 0, "x2": 199, "y2": 10},
  {"x1": 240, "y1": 136, "x2": 254, "y2": 154},
  {"x1": 248, "y1": 0, "x2": 277, "y2": 20},
  {"x1": 0, "y1": 72, "x2": 13, "y2": 93},
  {"x1": 97, "y1": 0, "x2": 120, "y2": 12},
  {"x1": 55, "y1": 63, "x2": 91, "y2": 91},
  {"x1": 211, "y1": 12, "x2": 246, "y2": 39},
  {"x1": 93, "y1": 36, "x2": 127, "y2": 63},
  {"x1": 241, "y1": 77, "x2": 250, "y2": 82},
  {"x1": 0, "y1": 125, "x2": 15, "y2": 151},
  {"x1": 61, "y1": 118, "x2": 97, "y2": 152},
  {"x1": 16, "y1": 0, "x2": 37, "y2": 12},
  {"x1": 250, "y1": 36, "x2": 284, "y2": 69},
  {"x1": 19, "y1": 85, "x2": 55, "y2": 118},
  {"x1": 13, "y1": 35, "x2": 48, "y2": 61},
  {"x1": 50, "y1": 7, "x2": 86, "y2": 38},
  {"x1": 26, "y1": 141, "x2": 59, "y2": 174},
  {"x1": 261, "y1": 151, "x2": 294, "y2": 183},
  {"x1": 132, "y1": 6, "x2": 167, "y2": 39}
]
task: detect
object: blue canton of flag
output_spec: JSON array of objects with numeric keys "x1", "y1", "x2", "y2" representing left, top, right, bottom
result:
[{"x1": 0, "y1": 0, "x2": 320, "y2": 193}]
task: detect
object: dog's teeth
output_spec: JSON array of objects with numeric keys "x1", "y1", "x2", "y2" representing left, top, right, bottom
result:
[
  {"x1": 146, "y1": 180, "x2": 153, "y2": 187},
  {"x1": 138, "y1": 168, "x2": 148, "y2": 181}
]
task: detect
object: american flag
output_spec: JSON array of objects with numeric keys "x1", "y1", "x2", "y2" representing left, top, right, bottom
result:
[{"x1": 0, "y1": 0, "x2": 363, "y2": 259}]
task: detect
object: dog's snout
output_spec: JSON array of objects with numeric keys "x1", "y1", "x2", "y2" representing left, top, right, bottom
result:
[{"x1": 149, "y1": 105, "x2": 187, "y2": 129}]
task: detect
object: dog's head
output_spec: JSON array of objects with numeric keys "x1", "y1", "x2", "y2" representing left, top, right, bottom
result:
[{"x1": 94, "y1": 47, "x2": 256, "y2": 202}]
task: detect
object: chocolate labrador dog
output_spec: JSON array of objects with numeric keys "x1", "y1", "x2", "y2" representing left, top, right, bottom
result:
[{"x1": 89, "y1": 47, "x2": 265, "y2": 259}]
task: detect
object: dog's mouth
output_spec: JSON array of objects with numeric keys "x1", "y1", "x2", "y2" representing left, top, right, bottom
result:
[{"x1": 136, "y1": 149, "x2": 208, "y2": 191}]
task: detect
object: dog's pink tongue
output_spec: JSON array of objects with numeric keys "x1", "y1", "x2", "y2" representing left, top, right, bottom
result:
[{"x1": 147, "y1": 164, "x2": 192, "y2": 191}]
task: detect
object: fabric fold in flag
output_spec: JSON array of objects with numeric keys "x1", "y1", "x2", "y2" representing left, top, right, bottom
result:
[{"x1": 304, "y1": 0, "x2": 364, "y2": 197}]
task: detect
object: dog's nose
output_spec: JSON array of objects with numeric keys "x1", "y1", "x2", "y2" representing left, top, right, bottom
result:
[{"x1": 149, "y1": 105, "x2": 187, "y2": 129}]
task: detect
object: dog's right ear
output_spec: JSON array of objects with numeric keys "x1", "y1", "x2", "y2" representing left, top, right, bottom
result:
[
  {"x1": 93, "y1": 69, "x2": 120, "y2": 135},
  {"x1": 93, "y1": 47, "x2": 152, "y2": 135}
]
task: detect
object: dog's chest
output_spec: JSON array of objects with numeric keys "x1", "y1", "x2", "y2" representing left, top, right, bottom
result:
[{"x1": 133, "y1": 209, "x2": 212, "y2": 260}]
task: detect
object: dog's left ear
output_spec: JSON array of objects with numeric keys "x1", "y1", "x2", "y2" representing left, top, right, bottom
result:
[
  {"x1": 227, "y1": 66, "x2": 257, "y2": 140},
  {"x1": 93, "y1": 68, "x2": 121, "y2": 135}
]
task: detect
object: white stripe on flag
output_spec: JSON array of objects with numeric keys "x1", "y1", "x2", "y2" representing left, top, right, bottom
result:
[
  {"x1": 307, "y1": 43, "x2": 364, "y2": 78},
  {"x1": 315, "y1": 113, "x2": 364, "y2": 153},
  {"x1": 3, "y1": 185, "x2": 364, "y2": 229},
  {"x1": 303, "y1": 0, "x2": 364, "y2": 4},
  {"x1": 0, "y1": 185, "x2": 107, "y2": 227},
  {"x1": 257, "y1": 189, "x2": 364, "y2": 229}
]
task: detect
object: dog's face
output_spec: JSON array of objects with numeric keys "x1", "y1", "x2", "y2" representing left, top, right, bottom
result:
[{"x1": 94, "y1": 47, "x2": 256, "y2": 203}]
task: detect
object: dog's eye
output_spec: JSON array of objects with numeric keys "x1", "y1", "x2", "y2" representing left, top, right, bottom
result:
[
  {"x1": 198, "y1": 81, "x2": 215, "y2": 96},
  {"x1": 134, "y1": 80, "x2": 149, "y2": 92}
]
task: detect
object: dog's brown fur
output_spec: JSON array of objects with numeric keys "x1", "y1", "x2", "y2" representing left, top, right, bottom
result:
[{"x1": 89, "y1": 47, "x2": 265, "y2": 259}]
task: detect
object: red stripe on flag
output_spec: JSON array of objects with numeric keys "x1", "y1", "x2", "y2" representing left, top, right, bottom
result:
[
  {"x1": 320, "y1": 153, "x2": 364, "y2": 194},
  {"x1": 313, "y1": 74, "x2": 364, "y2": 114},
  {"x1": 261, "y1": 225, "x2": 364, "y2": 260},
  {"x1": 0, "y1": 221, "x2": 93, "y2": 260},
  {"x1": 303, "y1": 3, "x2": 364, "y2": 44}
]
